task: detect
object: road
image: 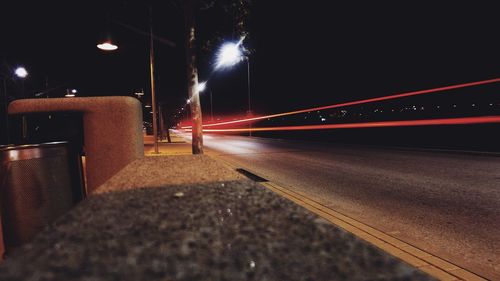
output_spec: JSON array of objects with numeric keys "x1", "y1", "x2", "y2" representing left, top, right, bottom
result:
[{"x1": 199, "y1": 134, "x2": 500, "y2": 280}]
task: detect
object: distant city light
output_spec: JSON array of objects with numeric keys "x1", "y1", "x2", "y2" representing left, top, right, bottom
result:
[
  {"x1": 71, "y1": 89, "x2": 77, "y2": 94},
  {"x1": 14, "y1": 67, "x2": 28, "y2": 78},
  {"x1": 97, "y1": 42, "x2": 118, "y2": 51}
]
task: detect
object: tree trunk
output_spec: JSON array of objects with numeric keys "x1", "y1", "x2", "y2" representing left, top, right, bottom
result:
[{"x1": 184, "y1": 0, "x2": 203, "y2": 154}]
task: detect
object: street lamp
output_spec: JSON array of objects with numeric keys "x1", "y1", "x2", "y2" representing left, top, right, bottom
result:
[
  {"x1": 214, "y1": 37, "x2": 252, "y2": 133},
  {"x1": 97, "y1": 12, "x2": 160, "y2": 153},
  {"x1": 14, "y1": 66, "x2": 29, "y2": 99},
  {"x1": 97, "y1": 42, "x2": 118, "y2": 51},
  {"x1": 1, "y1": 75, "x2": 10, "y2": 144},
  {"x1": 65, "y1": 88, "x2": 77, "y2": 97},
  {"x1": 134, "y1": 89, "x2": 144, "y2": 99},
  {"x1": 13, "y1": 66, "x2": 29, "y2": 139},
  {"x1": 14, "y1": 67, "x2": 28, "y2": 79},
  {"x1": 1, "y1": 65, "x2": 29, "y2": 143}
]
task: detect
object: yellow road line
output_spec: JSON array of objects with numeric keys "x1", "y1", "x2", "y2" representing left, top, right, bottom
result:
[{"x1": 260, "y1": 181, "x2": 488, "y2": 281}]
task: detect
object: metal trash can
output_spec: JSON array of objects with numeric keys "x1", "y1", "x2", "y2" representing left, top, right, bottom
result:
[{"x1": 0, "y1": 141, "x2": 85, "y2": 252}]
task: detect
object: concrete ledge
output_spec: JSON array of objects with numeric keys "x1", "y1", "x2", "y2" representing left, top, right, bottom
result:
[
  {"x1": 0, "y1": 155, "x2": 433, "y2": 280},
  {"x1": 8, "y1": 97, "x2": 144, "y2": 193}
]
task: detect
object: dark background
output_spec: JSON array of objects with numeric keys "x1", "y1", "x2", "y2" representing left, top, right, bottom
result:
[{"x1": 1, "y1": 1, "x2": 499, "y2": 147}]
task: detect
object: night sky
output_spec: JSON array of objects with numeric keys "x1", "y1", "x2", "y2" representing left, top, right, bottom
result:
[{"x1": 1, "y1": 1, "x2": 499, "y2": 124}]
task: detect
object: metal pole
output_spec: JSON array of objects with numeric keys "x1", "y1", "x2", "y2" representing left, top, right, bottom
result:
[
  {"x1": 159, "y1": 103, "x2": 164, "y2": 140},
  {"x1": 2, "y1": 78, "x2": 9, "y2": 143},
  {"x1": 246, "y1": 57, "x2": 252, "y2": 136},
  {"x1": 149, "y1": 7, "x2": 159, "y2": 154},
  {"x1": 21, "y1": 80, "x2": 27, "y2": 141},
  {"x1": 210, "y1": 89, "x2": 213, "y2": 122},
  {"x1": 45, "y1": 76, "x2": 49, "y2": 98}
]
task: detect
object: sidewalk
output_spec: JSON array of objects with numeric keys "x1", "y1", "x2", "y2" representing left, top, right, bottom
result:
[
  {"x1": 144, "y1": 132, "x2": 192, "y2": 156},
  {"x1": 0, "y1": 132, "x2": 434, "y2": 280}
]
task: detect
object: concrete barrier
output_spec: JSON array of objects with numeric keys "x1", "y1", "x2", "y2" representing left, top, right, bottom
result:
[{"x1": 8, "y1": 97, "x2": 144, "y2": 194}]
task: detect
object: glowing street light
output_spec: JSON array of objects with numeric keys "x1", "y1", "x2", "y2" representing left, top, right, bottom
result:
[
  {"x1": 134, "y1": 89, "x2": 144, "y2": 98},
  {"x1": 14, "y1": 67, "x2": 28, "y2": 78},
  {"x1": 2, "y1": 66, "x2": 28, "y2": 141},
  {"x1": 97, "y1": 42, "x2": 118, "y2": 51},
  {"x1": 214, "y1": 36, "x2": 252, "y2": 134},
  {"x1": 197, "y1": 81, "x2": 207, "y2": 92},
  {"x1": 65, "y1": 88, "x2": 77, "y2": 97},
  {"x1": 97, "y1": 13, "x2": 160, "y2": 153},
  {"x1": 215, "y1": 39, "x2": 244, "y2": 70}
]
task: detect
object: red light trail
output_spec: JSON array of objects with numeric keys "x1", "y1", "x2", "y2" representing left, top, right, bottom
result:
[
  {"x1": 183, "y1": 116, "x2": 500, "y2": 133},
  {"x1": 181, "y1": 77, "x2": 500, "y2": 129}
]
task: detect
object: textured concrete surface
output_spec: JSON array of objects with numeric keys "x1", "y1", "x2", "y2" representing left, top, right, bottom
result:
[
  {"x1": 0, "y1": 155, "x2": 433, "y2": 280},
  {"x1": 96, "y1": 155, "x2": 243, "y2": 193},
  {"x1": 144, "y1": 137, "x2": 192, "y2": 156},
  {"x1": 201, "y1": 134, "x2": 500, "y2": 280},
  {"x1": 8, "y1": 97, "x2": 144, "y2": 193}
]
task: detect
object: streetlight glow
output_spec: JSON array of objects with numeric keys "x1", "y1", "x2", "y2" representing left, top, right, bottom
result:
[
  {"x1": 198, "y1": 81, "x2": 207, "y2": 92},
  {"x1": 213, "y1": 36, "x2": 252, "y2": 134},
  {"x1": 215, "y1": 42, "x2": 243, "y2": 69},
  {"x1": 14, "y1": 67, "x2": 28, "y2": 78},
  {"x1": 65, "y1": 88, "x2": 77, "y2": 97},
  {"x1": 97, "y1": 42, "x2": 118, "y2": 51}
]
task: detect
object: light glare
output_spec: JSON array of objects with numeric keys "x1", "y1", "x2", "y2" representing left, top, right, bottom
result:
[
  {"x1": 215, "y1": 42, "x2": 242, "y2": 69},
  {"x1": 15, "y1": 67, "x2": 28, "y2": 78},
  {"x1": 198, "y1": 81, "x2": 207, "y2": 92},
  {"x1": 97, "y1": 42, "x2": 118, "y2": 51}
]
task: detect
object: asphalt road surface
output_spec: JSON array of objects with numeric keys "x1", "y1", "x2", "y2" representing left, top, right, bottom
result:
[{"x1": 200, "y1": 134, "x2": 500, "y2": 280}]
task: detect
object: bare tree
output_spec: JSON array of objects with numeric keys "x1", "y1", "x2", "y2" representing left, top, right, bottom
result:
[{"x1": 183, "y1": 0, "x2": 203, "y2": 154}]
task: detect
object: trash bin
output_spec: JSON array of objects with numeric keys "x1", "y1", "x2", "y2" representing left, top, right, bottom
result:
[{"x1": 0, "y1": 141, "x2": 85, "y2": 253}]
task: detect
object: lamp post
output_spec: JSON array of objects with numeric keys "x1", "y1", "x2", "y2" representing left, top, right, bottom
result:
[
  {"x1": 65, "y1": 88, "x2": 77, "y2": 97},
  {"x1": 245, "y1": 56, "x2": 251, "y2": 117},
  {"x1": 214, "y1": 38, "x2": 252, "y2": 134},
  {"x1": 148, "y1": 9, "x2": 159, "y2": 153},
  {"x1": 1, "y1": 66, "x2": 29, "y2": 143},
  {"x1": 14, "y1": 66, "x2": 28, "y2": 99},
  {"x1": 97, "y1": 11, "x2": 160, "y2": 153},
  {"x1": 2, "y1": 77, "x2": 8, "y2": 144},
  {"x1": 14, "y1": 66, "x2": 29, "y2": 140},
  {"x1": 209, "y1": 88, "x2": 213, "y2": 122}
]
